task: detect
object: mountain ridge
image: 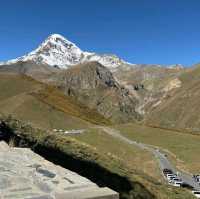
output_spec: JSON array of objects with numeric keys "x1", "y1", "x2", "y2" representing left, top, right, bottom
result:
[
  {"x1": 0, "y1": 33, "x2": 192, "y2": 127},
  {"x1": 51, "y1": 61, "x2": 141, "y2": 122},
  {"x1": 0, "y1": 33, "x2": 185, "y2": 71},
  {"x1": 0, "y1": 34, "x2": 132, "y2": 71}
]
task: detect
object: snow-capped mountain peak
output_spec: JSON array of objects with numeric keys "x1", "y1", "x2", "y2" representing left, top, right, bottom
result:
[
  {"x1": 0, "y1": 34, "x2": 131, "y2": 70},
  {"x1": 23, "y1": 33, "x2": 87, "y2": 68},
  {"x1": 32, "y1": 34, "x2": 81, "y2": 55}
]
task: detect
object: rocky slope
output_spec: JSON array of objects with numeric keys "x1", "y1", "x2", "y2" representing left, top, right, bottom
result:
[
  {"x1": 0, "y1": 60, "x2": 141, "y2": 123},
  {"x1": 145, "y1": 64, "x2": 200, "y2": 132},
  {"x1": 113, "y1": 64, "x2": 185, "y2": 115},
  {"x1": 0, "y1": 72, "x2": 110, "y2": 131},
  {"x1": 51, "y1": 62, "x2": 141, "y2": 123},
  {"x1": 2, "y1": 33, "x2": 199, "y2": 129}
]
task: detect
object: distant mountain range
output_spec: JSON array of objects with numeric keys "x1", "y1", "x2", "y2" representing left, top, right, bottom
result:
[
  {"x1": 0, "y1": 34, "x2": 143, "y2": 123},
  {"x1": 1, "y1": 33, "x2": 199, "y2": 199},
  {"x1": 0, "y1": 34, "x2": 133, "y2": 71},
  {"x1": 1, "y1": 33, "x2": 199, "y2": 132},
  {"x1": 0, "y1": 33, "x2": 185, "y2": 71}
]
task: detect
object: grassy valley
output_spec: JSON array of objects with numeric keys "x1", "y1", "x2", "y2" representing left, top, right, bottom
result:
[
  {"x1": 1, "y1": 61, "x2": 200, "y2": 199},
  {"x1": 0, "y1": 71, "x2": 197, "y2": 198},
  {"x1": 114, "y1": 123, "x2": 200, "y2": 173},
  {"x1": 0, "y1": 116, "x2": 196, "y2": 199}
]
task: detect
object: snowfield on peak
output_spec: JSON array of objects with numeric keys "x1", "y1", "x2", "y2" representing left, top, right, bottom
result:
[{"x1": 0, "y1": 34, "x2": 132, "y2": 70}]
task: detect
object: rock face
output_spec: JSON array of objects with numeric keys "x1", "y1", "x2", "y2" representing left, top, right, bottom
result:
[
  {"x1": 2, "y1": 33, "x2": 197, "y2": 128},
  {"x1": 113, "y1": 65, "x2": 184, "y2": 115},
  {"x1": 0, "y1": 141, "x2": 119, "y2": 199},
  {"x1": 53, "y1": 62, "x2": 141, "y2": 122}
]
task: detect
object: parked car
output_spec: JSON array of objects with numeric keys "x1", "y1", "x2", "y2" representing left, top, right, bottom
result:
[
  {"x1": 170, "y1": 179, "x2": 183, "y2": 187},
  {"x1": 169, "y1": 177, "x2": 181, "y2": 182},
  {"x1": 193, "y1": 175, "x2": 200, "y2": 182},
  {"x1": 163, "y1": 168, "x2": 173, "y2": 176},
  {"x1": 168, "y1": 176, "x2": 182, "y2": 182},
  {"x1": 169, "y1": 176, "x2": 181, "y2": 181},
  {"x1": 166, "y1": 173, "x2": 176, "y2": 177},
  {"x1": 181, "y1": 183, "x2": 194, "y2": 190},
  {"x1": 166, "y1": 174, "x2": 177, "y2": 180},
  {"x1": 172, "y1": 181, "x2": 183, "y2": 187},
  {"x1": 192, "y1": 190, "x2": 200, "y2": 198}
]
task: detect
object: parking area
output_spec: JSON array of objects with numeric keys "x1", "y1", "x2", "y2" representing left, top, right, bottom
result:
[{"x1": 163, "y1": 168, "x2": 200, "y2": 198}]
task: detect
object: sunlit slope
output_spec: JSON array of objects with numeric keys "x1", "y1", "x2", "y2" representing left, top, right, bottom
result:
[
  {"x1": 146, "y1": 64, "x2": 200, "y2": 132},
  {"x1": 0, "y1": 116, "x2": 195, "y2": 199},
  {"x1": 52, "y1": 62, "x2": 141, "y2": 123},
  {"x1": 0, "y1": 73, "x2": 109, "y2": 129},
  {"x1": 114, "y1": 123, "x2": 200, "y2": 173}
]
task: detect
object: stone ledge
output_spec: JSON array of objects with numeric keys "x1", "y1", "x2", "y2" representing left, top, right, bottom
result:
[{"x1": 0, "y1": 141, "x2": 119, "y2": 199}]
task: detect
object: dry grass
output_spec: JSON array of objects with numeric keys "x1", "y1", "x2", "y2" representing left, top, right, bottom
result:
[
  {"x1": 1, "y1": 116, "x2": 196, "y2": 199},
  {"x1": 33, "y1": 86, "x2": 110, "y2": 125},
  {"x1": 70, "y1": 128, "x2": 162, "y2": 181},
  {"x1": 146, "y1": 65, "x2": 200, "y2": 132},
  {"x1": 114, "y1": 123, "x2": 200, "y2": 173},
  {"x1": 0, "y1": 73, "x2": 109, "y2": 130}
]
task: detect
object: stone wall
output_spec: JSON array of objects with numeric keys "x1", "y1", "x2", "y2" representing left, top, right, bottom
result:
[{"x1": 0, "y1": 141, "x2": 118, "y2": 199}]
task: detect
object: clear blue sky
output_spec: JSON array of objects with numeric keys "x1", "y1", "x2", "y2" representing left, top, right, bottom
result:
[{"x1": 1, "y1": 0, "x2": 200, "y2": 66}]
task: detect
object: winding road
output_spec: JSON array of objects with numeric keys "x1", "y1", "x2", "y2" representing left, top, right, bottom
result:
[{"x1": 95, "y1": 126, "x2": 200, "y2": 191}]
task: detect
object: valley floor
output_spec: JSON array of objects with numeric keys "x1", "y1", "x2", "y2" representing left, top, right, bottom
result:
[
  {"x1": 114, "y1": 123, "x2": 200, "y2": 174},
  {"x1": 0, "y1": 73, "x2": 198, "y2": 198},
  {"x1": 92, "y1": 125, "x2": 200, "y2": 190}
]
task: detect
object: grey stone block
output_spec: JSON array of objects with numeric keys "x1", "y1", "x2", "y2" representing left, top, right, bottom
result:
[{"x1": 0, "y1": 142, "x2": 119, "y2": 199}]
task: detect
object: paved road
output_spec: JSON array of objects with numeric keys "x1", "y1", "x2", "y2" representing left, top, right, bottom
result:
[
  {"x1": 153, "y1": 150, "x2": 200, "y2": 190},
  {"x1": 95, "y1": 126, "x2": 200, "y2": 191}
]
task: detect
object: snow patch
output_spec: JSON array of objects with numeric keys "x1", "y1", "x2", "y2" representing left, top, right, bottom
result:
[{"x1": 0, "y1": 34, "x2": 133, "y2": 70}]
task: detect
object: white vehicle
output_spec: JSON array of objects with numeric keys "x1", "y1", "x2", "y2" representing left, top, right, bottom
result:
[
  {"x1": 171, "y1": 180, "x2": 183, "y2": 187},
  {"x1": 169, "y1": 176, "x2": 179, "y2": 181},
  {"x1": 168, "y1": 178, "x2": 183, "y2": 185},
  {"x1": 166, "y1": 174, "x2": 177, "y2": 180},
  {"x1": 192, "y1": 190, "x2": 200, "y2": 198},
  {"x1": 166, "y1": 174, "x2": 176, "y2": 177},
  {"x1": 169, "y1": 178, "x2": 182, "y2": 182}
]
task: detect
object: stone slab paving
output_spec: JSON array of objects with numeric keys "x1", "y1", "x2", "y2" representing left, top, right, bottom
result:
[{"x1": 0, "y1": 142, "x2": 119, "y2": 199}]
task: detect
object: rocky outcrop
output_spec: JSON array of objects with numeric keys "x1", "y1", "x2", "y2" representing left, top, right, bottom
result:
[
  {"x1": 113, "y1": 65, "x2": 185, "y2": 115},
  {"x1": 53, "y1": 62, "x2": 141, "y2": 123}
]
